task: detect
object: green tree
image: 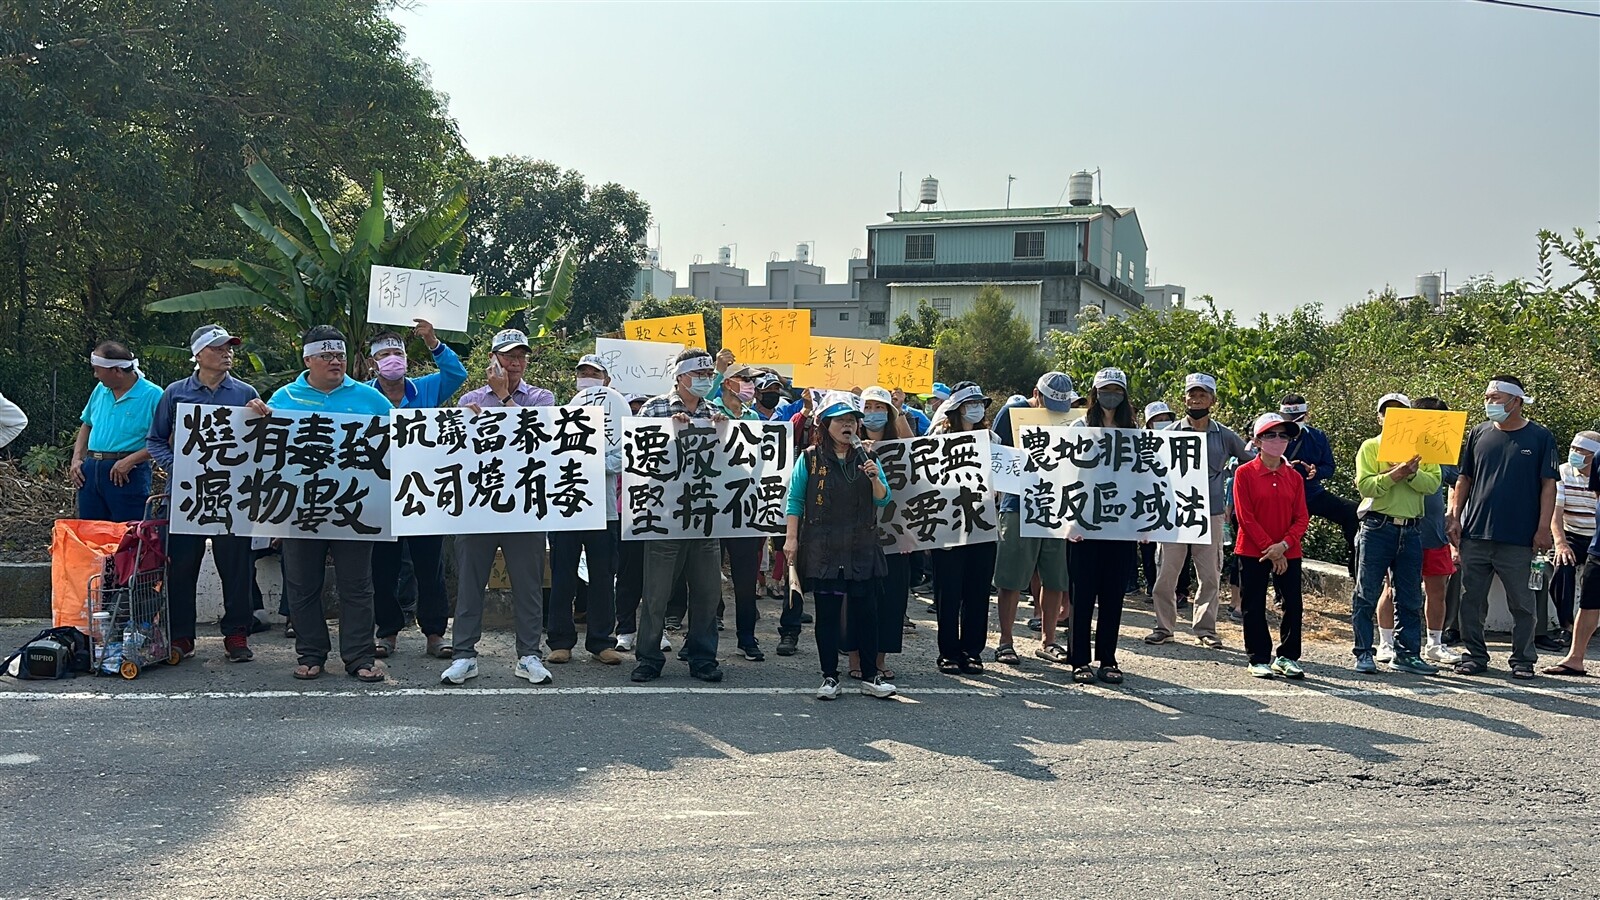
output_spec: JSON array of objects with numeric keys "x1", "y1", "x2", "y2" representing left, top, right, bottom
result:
[
  {"x1": 890, "y1": 298, "x2": 951, "y2": 349},
  {"x1": 625, "y1": 294, "x2": 723, "y2": 353},
  {"x1": 147, "y1": 162, "x2": 571, "y2": 389},
  {"x1": 459, "y1": 156, "x2": 649, "y2": 335},
  {"x1": 933, "y1": 286, "x2": 1048, "y2": 396}
]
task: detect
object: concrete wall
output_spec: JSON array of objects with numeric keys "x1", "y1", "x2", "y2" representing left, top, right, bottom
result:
[{"x1": 872, "y1": 222, "x2": 1083, "y2": 267}]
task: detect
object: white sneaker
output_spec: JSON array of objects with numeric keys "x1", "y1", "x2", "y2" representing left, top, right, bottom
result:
[
  {"x1": 615, "y1": 633, "x2": 637, "y2": 652},
  {"x1": 1425, "y1": 643, "x2": 1462, "y2": 664},
  {"x1": 1375, "y1": 644, "x2": 1396, "y2": 664},
  {"x1": 816, "y1": 676, "x2": 842, "y2": 700},
  {"x1": 660, "y1": 635, "x2": 672, "y2": 652},
  {"x1": 514, "y1": 655, "x2": 553, "y2": 685},
  {"x1": 859, "y1": 675, "x2": 897, "y2": 699},
  {"x1": 440, "y1": 658, "x2": 478, "y2": 685}
]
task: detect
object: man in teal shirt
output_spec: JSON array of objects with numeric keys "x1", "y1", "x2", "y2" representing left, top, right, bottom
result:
[
  {"x1": 71, "y1": 340, "x2": 163, "y2": 521},
  {"x1": 261, "y1": 326, "x2": 393, "y2": 683},
  {"x1": 1351, "y1": 392, "x2": 1442, "y2": 675}
]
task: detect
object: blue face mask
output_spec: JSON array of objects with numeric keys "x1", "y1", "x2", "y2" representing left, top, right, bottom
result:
[
  {"x1": 1484, "y1": 402, "x2": 1509, "y2": 423},
  {"x1": 688, "y1": 376, "x2": 714, "y2": 398},
  {"x1": 862, "y1": 411, "x2": 889, "y2": 432},
  {"x1": 1570, "y1": 451, "x2": 1588, "y2": 469}
]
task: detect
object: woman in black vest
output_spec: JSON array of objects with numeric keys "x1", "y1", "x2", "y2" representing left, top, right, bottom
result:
[
  {"x1": 783, "y1": 391, "x2": 896, "y2": 700},
  {"x1": 930, "y1": 381, "x2": 998, "y2": 675}
]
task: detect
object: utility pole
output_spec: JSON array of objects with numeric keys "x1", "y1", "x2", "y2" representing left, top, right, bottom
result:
[{"x1": 1006, "y1": 175, "x2": 1016, "y2": 210}]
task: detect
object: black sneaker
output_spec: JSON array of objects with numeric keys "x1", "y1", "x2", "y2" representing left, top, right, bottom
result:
[
  {"x1": 1534, "y1": 634, "x2": 1567, "y2": 653},
  {"x1": 691, "y1": 665, "x2": 724, "y2": 683},
  {"x1": 677, "y1": 648, "x2": 690, "y2": 662},
  {"x1": 664, "y1": 616, "x2": 684, "y2": 632},
  {"x1": 1441, "y1": 628, "x2": 1461, "y2": 646},
  {"x1": 776, "y1": 634, "x2": 799, "y2": 656},
  {"x1": 740, "y1": 643, "x2": 765, "y2": 662},
  {"x1": 715, "y1": 618, "x2": 725, "y2": 632},
  {"x1": 800, "y1": 612, "x2": 814, "y2": 624},
  {"x1": 630, "y1": 666, "x2": 660, "y2": 683}
]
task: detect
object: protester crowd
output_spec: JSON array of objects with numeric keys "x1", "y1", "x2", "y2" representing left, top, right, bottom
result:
[{"x1": 40, "y1": 318, "x2": 1599, "y2": 699}]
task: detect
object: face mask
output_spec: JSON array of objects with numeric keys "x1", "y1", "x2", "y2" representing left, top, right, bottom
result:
[
  {"x1": 1570, "y1": 451, "x2": 1588, "y2": 469},
  {"x1": 735, "y1": 382, "x2": 756, "y2": 402},
  {"x1": 1259, "y1": 436, "x2": 1291, "y2": 456},
  {"x1": 759, "y1": 391, "x2": 781, "y2": 409},
  {"x1": 1099, "y1": 391, "x2": 1125, "y2": 409},
  {"x1": 575, "y1": 376, "x2": 603, "y2": 390},
  {"x1": 863, "y1": 411, "x2": 889, "y2": 432},
  {"x1": 1186, "y1": 406, "x2": 1210, "y2": 420},
  {"x1": 1485, "y1": 402, "x2": 1509, "y2": 423},
  {"x1": 962, "y1": 403, "x2": 984, "y2": 424},
  {"x1": 375, "y1": 355, "x2": 407, "y2": 380},
  {"x1": 688, "y1": 376, "x2": 714, "y2": 398}
]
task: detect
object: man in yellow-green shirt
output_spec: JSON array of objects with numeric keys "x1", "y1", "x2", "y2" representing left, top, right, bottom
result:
[{"x1": 1351, "y1": 392, "x2": 1442, "y2": 676}]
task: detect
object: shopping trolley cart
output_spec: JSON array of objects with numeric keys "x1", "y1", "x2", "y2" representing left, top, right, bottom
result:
[{"x1": 86, "y1": 496, "x2": 181, "y2": 679}]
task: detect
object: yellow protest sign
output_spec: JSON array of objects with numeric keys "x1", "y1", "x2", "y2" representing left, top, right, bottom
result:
[
  {"x1": 877, "y1": 343, "x2": 935, "y2": 393},
  {"x1": 624, "y1": 313, "x2": 706, "y2": 346},
  {"x1": 1008, "y1": 406, "x2": 1085, "y2": 445},
  {"x1": 721, "y1": 308, "x2": 810, "y2": 364},
  {"x1": 797, "y1": 337, "x2": 879, "y2": 390},
  {"x1": 1377, "y1": 408, "x2": 1468, "y2": 465}
]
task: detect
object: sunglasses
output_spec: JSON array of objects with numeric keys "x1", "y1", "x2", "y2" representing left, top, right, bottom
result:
[{"x1": 1260, "y1": 430, "x2": 1291, "y2": 440}]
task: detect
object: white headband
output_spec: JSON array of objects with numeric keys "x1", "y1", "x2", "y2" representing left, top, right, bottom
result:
[
  {"x1": 90, "y1": 354, "x2": 137, "y2": 370},
  {"x1": 303, "y1": 339, "x2": 347, "y2": 358},
  {"x1": 370, "y1": 337, "x2": 405, "y2": 355},
  {"x1": 673, "y1": 355, "x2": 714, "y2": 377},
  {"x1": 1280, "y1": 402, "x2": 1309, "y2": 415},
  {"x1": 1486, "y1": 379, "x2": 1527, "y2": 400},
  {"x1": 1573, "y1": 436, "x2": 1600, "y2": 454}
]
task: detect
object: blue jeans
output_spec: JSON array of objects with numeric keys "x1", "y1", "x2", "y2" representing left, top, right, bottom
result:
[
  {"x1": 76, "y1": 457, "x2": 151, "y2": 521},
  {"x1": 1352, "y1": 516, "x2": 1423, "y2": 657}
]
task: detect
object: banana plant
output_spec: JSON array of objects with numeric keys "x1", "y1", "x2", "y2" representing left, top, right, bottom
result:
[{"x1": 148, "y1": 162, "x2": 572, "y2": 375}]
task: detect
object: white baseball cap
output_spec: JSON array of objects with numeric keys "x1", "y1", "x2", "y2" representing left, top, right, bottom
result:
[
  {"x1": 1375, "y1": 392, "x2": 1412, "y2": 413},
  {"x1": 1184, "y1": 372, "x2": 1217, "y2": 395}
]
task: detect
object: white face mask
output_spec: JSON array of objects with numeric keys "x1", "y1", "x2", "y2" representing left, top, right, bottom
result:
[
  {"x1": 961, "y1": 403, "x2": 984, "y2": 424},
  {"x1": 575, "y1": 376, "x2": 603, "y2": 391}
]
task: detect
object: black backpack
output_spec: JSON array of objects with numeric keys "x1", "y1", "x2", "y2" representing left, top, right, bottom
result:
[{"x1": 1, "y1": 626, "x2": 93, "y2": 680}]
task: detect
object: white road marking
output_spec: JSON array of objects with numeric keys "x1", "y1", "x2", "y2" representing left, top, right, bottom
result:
[
  {"x1": 1, "y1": 684, "x2": 1597, "y2": 702},
  {"x1": 0, "y1": 752, "x2": 40, "y2": 764}
]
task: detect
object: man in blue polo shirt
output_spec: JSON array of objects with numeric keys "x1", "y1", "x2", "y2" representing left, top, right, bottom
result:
[
  {"x1": 70, "y1": 340, "x2": 163, "y2": 521},
  {"x1": 264, "y1": 325, "x2": 394, "y2": 683},
  {"x1": 364, "y1": 318, "x2": 466, "y2": 661},
  {"x1": 147, "y1": 324, "x2": 262, "y2": 662}
]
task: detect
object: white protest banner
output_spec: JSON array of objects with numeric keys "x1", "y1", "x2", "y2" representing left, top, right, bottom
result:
[
  {"x1": 989, "y1": 441, "x2": 1027, "y2": 495},
  {"x1": 570, "y1": 384, "x2": 630, "y2": 449},
  {"x1": 367, "y1": 266, "x2": 472, "y2": 333},
  {"x1": 390, "y1": 406, "x2": 606, "y2": 536},
  {"x1": 873, "y1": 431, "x2": 1000, "y2": 553},
  {"x1": 172, "y1": 403, "x2": 390, "y2": 540},
  {"x1": 620, "y1": 417, "x2": 793, "y2": 540},
  {"x1": 1017, "y1": 425, "x2": 1211, "y2": 544},
  {"x1": 594, "y1": 337, "x2": 683, "y2": 397}
]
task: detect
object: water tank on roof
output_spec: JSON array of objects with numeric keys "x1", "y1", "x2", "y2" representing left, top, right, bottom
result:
[
  {"x1": 718, "y1": 246, "x2": 732, "y2": 267},
  {"x1": 1416, "y1": 273, "x2": 1443, "y2": 307},
  {"x1": 796, "y1": 243, "x2": 810, "y2": 264},
  {"x1": 919, "y1": 176, "x2": 939, "y2": 207},
  {"x1": 646, "y1": 248, "x2": 660, "y2": 268},
  {"x1": 1068, "y1": 170, "x2": 1095, "y2": 206}
]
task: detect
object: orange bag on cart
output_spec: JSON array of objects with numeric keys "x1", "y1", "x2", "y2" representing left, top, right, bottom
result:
[{"x1": 50, "y1": 519, "x2": 129, "y2": 630}]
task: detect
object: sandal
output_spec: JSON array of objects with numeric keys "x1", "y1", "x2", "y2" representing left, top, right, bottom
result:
[
  {"x1": 879, "y1": 668, "x2": 896, "y2": 680},
  {"x1": 848, "y1": 669, "x2": 864, "y2": 680},
  {"x1": 1034, "y1": 644, "x2": 1068, "y2": 664},
  {"x1": 994, "y1": 644, "x2": 1021, "y2": 666},
  {"x1": 353, "y1": 663, "x2": 386, "y2": 683},
  {"x1": 1541, "y1": 663, "x2": 1589, "y2": 677},
  {"x1": 292, "y1": 663, "x2": 323, "y2": 680},
  {"x1": 1097, "y1": 664, "x2": 1124, "y2": 685},
  {"x1": 1072, "y1": 665, "x2": 1096, "y2": 684},
  {"x1": 1453, "y1": 659, "x2": 1488, "y2": 676},
  {"x1": 937, "y1": 657, "x2": 962, "y2": 674},
  {"x1": 1509, "y1": 663, "x2": 1536, "y2": 681},
  {"x1": 374, "y1": 636, "x2": 396, "y2": 659},
  {"x1": 958, "y1": 657, "x2": 986, "y2": 675}
]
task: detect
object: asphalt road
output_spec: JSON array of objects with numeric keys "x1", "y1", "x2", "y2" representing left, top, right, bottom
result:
[{"x1": 3, "y1": 597, "x2": 1598, "y2": 900}]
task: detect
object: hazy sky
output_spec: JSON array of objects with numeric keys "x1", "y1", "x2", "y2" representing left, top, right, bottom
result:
[{"x1": 399, "y1": 1, "x2": 1600, "y2": 317}]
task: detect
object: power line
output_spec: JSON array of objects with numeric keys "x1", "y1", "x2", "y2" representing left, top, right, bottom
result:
[{"x1": 1470, "y1": 0, "x2": 1600, "y2": 18}]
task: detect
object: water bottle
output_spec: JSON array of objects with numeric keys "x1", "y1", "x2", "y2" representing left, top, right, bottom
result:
[
  {"x1": 90, "y1": 611, "x2": 112, "y2": 663},
  {"x1": 1529, "y1": 552, "x2": 1552, "y2": 591}
]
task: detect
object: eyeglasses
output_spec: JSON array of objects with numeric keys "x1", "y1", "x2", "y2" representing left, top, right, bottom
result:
[{"x1": 312, "y1": 353, "x2": 346, "y2": 363}]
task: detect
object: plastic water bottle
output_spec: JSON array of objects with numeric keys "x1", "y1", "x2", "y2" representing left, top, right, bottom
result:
[{"x1": 1529, "y1": 552, "x2": 1552, "y2": 591}]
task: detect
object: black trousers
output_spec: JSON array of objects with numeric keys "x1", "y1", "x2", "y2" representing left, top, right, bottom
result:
[
  {"x1": 548, "y1": 523, "x2": 619, "y2": 653},
  {"x1": 1239, "y1": 556, "x2": 1303, "y2": 664},
  {"x1": 814, "y1": 581, "x2": 879, "y2": 681},
  {"x1": 934, "y1": 542, "x2": 996, "y2": 662},
  {"x1": 166, "y1": 532, "x2": 256, "y2": 641},
  {"x1": 722, "y1": 536, "x2": 763, "y2": 647},
  {"x1": 373, "y1": 535, "x2": 448, "y2": 639},
  {"x1": 616, "y1": 539, "x2": 643, "y2": 636},
  {"x1": 1067, "y1": 540, "x2": 1131, "y2": 667},
  {"x1": 1551, "y1": 530, "x2": 1589, "y2": 627},
  {"x1": 1306, "y1": 490, "x2": 1359, "y2": 575}
]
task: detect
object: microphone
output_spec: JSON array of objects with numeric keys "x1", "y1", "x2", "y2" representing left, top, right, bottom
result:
[{"x1": 849, "y1": 432, "x2": 867, "y2": 467}]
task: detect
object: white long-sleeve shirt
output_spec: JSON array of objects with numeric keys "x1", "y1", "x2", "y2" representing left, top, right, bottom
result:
[{"x1": 0, "y1": 391, "x2": 27, "y2": 448}]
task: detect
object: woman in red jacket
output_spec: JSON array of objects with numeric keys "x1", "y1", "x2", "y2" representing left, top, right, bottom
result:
[{"x1": 1232, "y1": 412, "x2": 1311, "y2": 679}]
